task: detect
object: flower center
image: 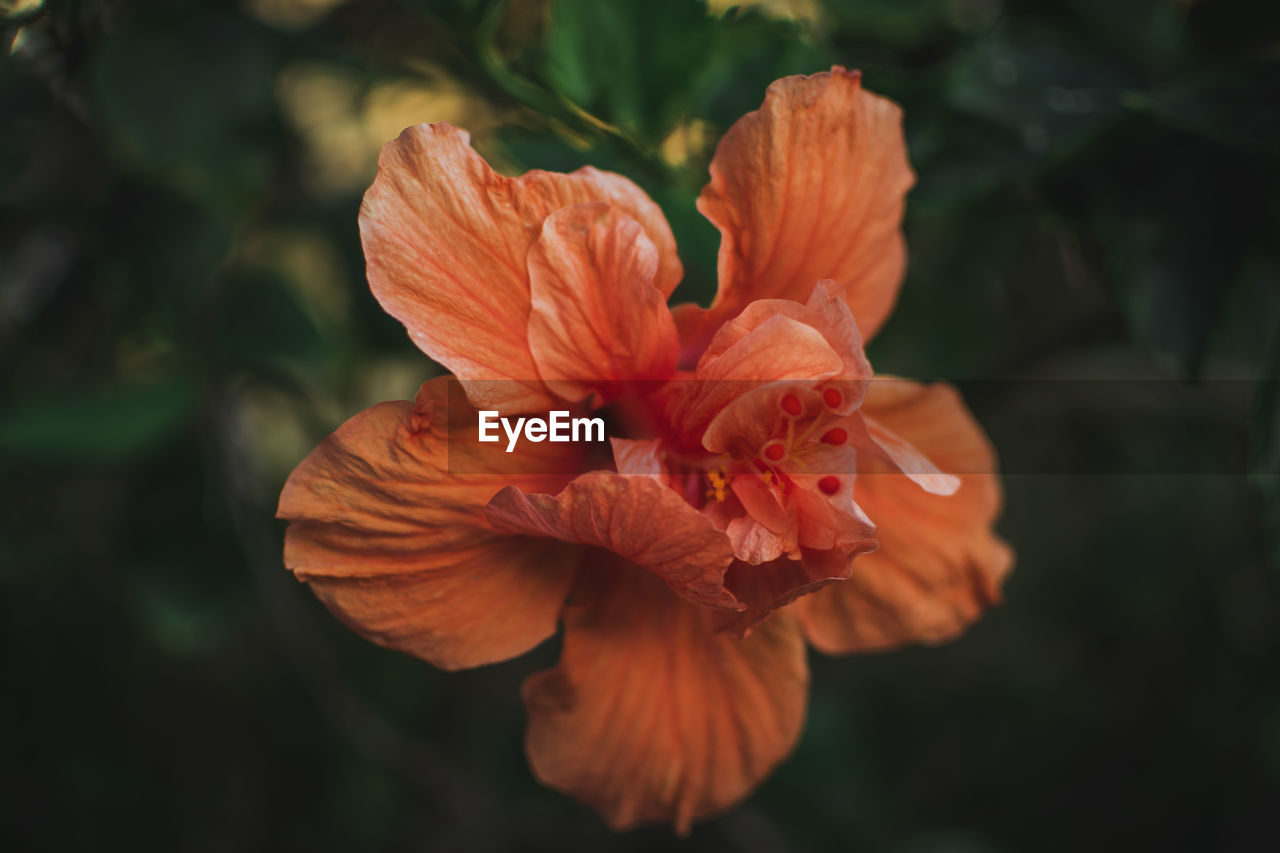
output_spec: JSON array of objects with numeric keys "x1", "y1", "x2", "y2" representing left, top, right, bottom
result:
[{"x1": 744, "y1": 386, "x2": 853, "y2": 497}]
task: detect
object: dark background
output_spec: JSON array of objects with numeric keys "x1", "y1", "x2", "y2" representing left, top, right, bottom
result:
[{"x1": 3, "y1": 0, "x2": 1279, "y2": 850}]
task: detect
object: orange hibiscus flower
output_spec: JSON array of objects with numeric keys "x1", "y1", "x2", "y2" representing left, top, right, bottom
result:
[{"x1": 278, "y1": 67, "x2": 1013, "y2": 832}]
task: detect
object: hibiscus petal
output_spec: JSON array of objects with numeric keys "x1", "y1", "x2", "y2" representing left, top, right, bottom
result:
[
  {"x1": 728, "y1": 474, "x2": 794, "y2": 560},
  {"x1": 360, "y1": 123, "x2": 681, "y2": 412},
  {"x1": 848, "y1": 407, "x2": 960, "y2": 495},
  {"x1": 523, "y1": 562, "x2": 808, "y2": 833},
  {"x1": 684, "y1": 67, "x2": 913, "y2": 355},
  {"x1": 486, "y1": 472, "x2": 740, "y2": 610},
  {"x1": 699, "y1": 282, "x2": 872, "y2": 394},
  {"x1": 277, "y1": 378, "x2": 581, "y2": 670},
  {"x1": 666, "y1": 315, "x2": 844, "y2": 450},
  {"x1": 797, "y1": 380, "x2": 1014, "y2": 653},
  {"x1": 527, "y1": 203, "x2": 679, "y2": 402},
  {"x1": 610, "y1": 437, "x2": 667, "y2": 477},
  {"x1": 719, "y1": 549, "x2": 863, "y2": 638},
  {"x1": 724, "y1": 515, "x2": 788, "y2": 563},
  {"x1": 695, "y1": 283, "x2": 873, "y2": 454},
  {"x1": 702, "y1": 315, "x2": 844, "y2": 384},
  {"x1": 792, "y1": 475, "x2": 877, "y2": 554}
]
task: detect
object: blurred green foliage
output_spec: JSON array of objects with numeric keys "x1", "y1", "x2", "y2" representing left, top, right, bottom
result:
[{"x1": 2, "y1": 0, "x2": 1279, "y2": 850}]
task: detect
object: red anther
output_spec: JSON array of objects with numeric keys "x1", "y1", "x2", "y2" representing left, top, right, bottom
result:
[
  {"x1": 822, "y1": 388, "x2": 843, "y2": 408},
  {"x1": 820, "y1": 427, "x2": 848, "y2": 445},
  {"x1": 817, "y1": 475, "x2": 841, "y2": 495},
  {"x1": 764, "y1": 441, "x2": 786, "y2": 461},
  {"x1": 780, "y1": 393, "x2": 802, "y2": 416}
]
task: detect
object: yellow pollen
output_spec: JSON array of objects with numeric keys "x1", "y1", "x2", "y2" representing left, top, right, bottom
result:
[{"x1": 705, "y1": 468, "x2": 729, "y2": 502}]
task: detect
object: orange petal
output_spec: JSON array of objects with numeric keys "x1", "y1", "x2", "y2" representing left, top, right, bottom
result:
[
  {"x1": 610, "y1": 437, "x2": 667, "y2": 477},
  {"x1": 527, "y1": 203, "x2": 679, "y2": 402},
  {"x1": 797, "y1": 379, "x2": 1013, "y2": 653},
  {"x1": 701, "y1": 315, "x2": 844, "y2": 384},
  {"x1": 486, "y1": 471, "x2": 740, "y2": 610},
  {"x1": 687, "y1": 68, "x2": 913, "y2": 353},
  {"x1": 523, "y1": 561, "x2": 808, "y2": 832},
  {"x1": 277, "y1": 378, "x2": 581, "y2": 670},
  {"x1": 361, "y1": 123, "x2": 681, "y2": 412},
  {"x1": 727, "y1": 474, "x2": 795, "y2": 560},
  {"x1": 695, "y1": 282, "x2": 872, "y2": 454},
  {"x1": 719, "y1": 548, "x2": 862, "y2": 638},
  {"x1": 699, "y1": 282, "x2": 872, "y2": 393},
  {"x1": 664, "y1": 314, "x2": 844, "y2": 450},
  {"x1": 791, "y1": 476, "x2": 877, "y2": 554},
  {"x1": 848, "y1": 410, "x2": 960, "y2": 495}
]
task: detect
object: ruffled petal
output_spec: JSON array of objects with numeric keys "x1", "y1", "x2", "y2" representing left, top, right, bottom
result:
[
  {"x1": 684, "y1": 68, "x2": 913, "y2": 355},
  {"x1": 694, "y1": 283, "x2": 872, "y2": 454},
  {"x1": 719, "y1": 548, "x2": 861, "y2": 638},
  {"x1": 527, "y1": 203, "x2": 679, "y2": 402},
  {"x1": 360, "y1": 123, "x2": 681, "y2": 412},
  {"x1": 699, "y1": 282, "x2": 871, "y2": 392},
  {"x1": 848, "y1": 407, "x2": 960, "y2": 495},
  {"x1": 523, "y1": 562, "x2": 808, "y2": 833},
  {"x1": 610, "y1": 437, "x2": 667, "y2": 476},
  {"x1": 797, "y1": 380, "x2": 1014, "y2": 653},
  {"x1": 486, "y1": 472, "x2": 740, "y2": 610},
  {"x1": 277, "y1": 379, "x2": 581, "y2": 670},
  {"x1": 725, "y1": 475, "x2": 794, "y2": 561},
  {"x1": 662, "y1": 315, "x2": 844, "y2": 452}
]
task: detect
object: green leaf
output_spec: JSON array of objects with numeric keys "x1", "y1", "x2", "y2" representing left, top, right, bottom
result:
[
  {"x1": 491, "y1": 125, "x2": 634, "y2": 175},
  {"x1": 909, "y1": 111, "x2": 1036, "y2": 210},
  {"x1": 824, "y1": 0, "x2": 949, "y2": 49},
  {"x1": 0, "y1": 378, "x2": 196, "y2": 463},
  {"x1": 691, "y1": 7, "x2": 829, "y2": 130},
  {"x1": 654, "y1": 183, "x2": 719, "y2": 307},
  {"x1": 1085, "y1": 134, "x2": 1256, "y2": 374},
  {"x1": 216, "y1": 270, "x2": 330, "y2": 369},
  {"x1": 132, "y1": 573, "x2": 243, "y2": 658},
  {"x1": 1068, "y1": 0, "x2": 1186, "y2": 67},
  {"x1": 1126, "y1": 59, "x2": 1280, "y2": 150},
  {"x1": 543, "y1": 0, "x2": 716, "y2": 144},
  {"x1": 90, "y1": 13, "x2": 278, "y2": 212},
  {"x1": 100, "y1": 183, "x2": 234, "y2": 309},
  {"x1": 947, "y1": 31, "x2": 1132, "y2": 156}
]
